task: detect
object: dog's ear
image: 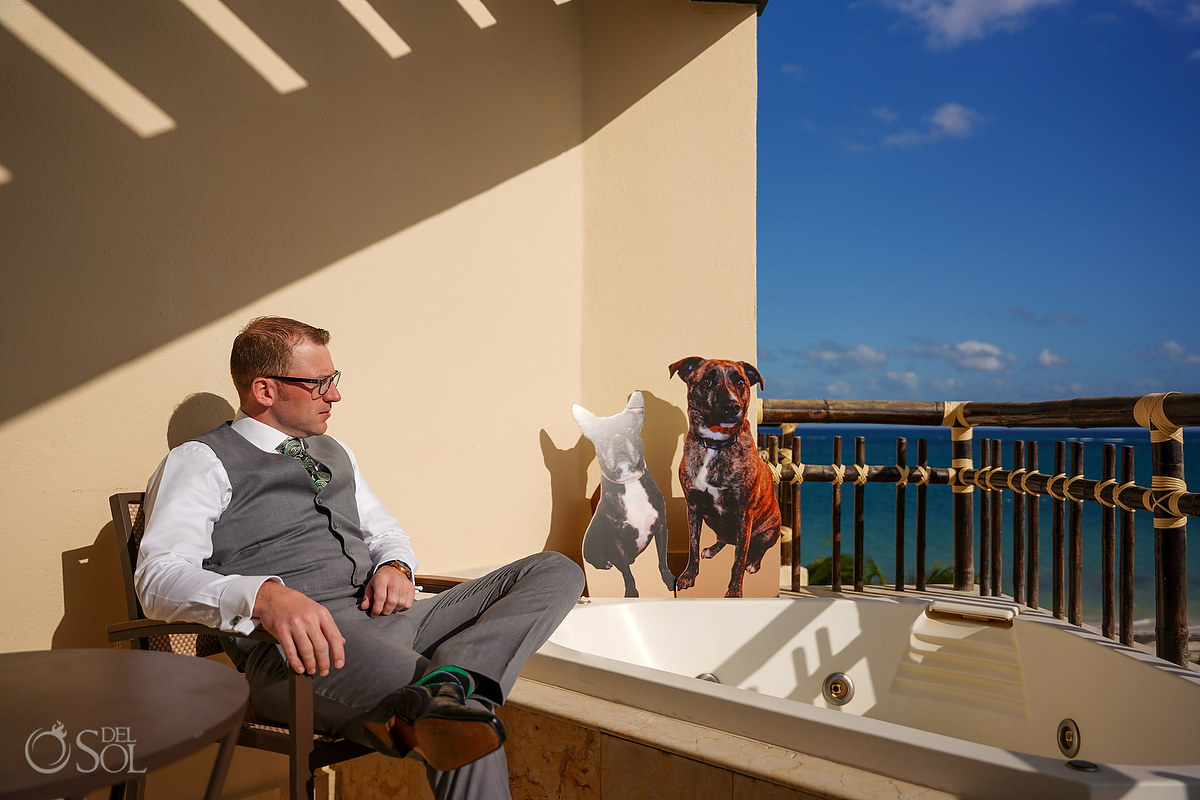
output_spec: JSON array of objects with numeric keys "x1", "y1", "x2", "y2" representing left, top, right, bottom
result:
[
  {"x1": 572, "y1": 404, "x2": 598, "y2": 437},
  {"x1": 668, "y1": 357, "x2": 704, "y2": 382},
  {"x1": 740, "y1": 362, "x2": 765, "y2": 391},
  {"x1": 624, "y1": 391, "x2": 646, "y2": 415}
]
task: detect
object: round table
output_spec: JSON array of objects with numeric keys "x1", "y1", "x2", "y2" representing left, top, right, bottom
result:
[{"x1": 1, "y1": 648, "x2": 248, "y2": 800}]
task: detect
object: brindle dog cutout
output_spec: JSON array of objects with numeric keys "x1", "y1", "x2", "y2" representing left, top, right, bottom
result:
[{"x1": 669, "y1": 358, "x2": 781, "y2": 598}]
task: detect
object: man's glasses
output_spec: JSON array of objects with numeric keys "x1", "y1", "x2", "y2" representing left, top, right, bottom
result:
[{"x1": 266, "y1": 370, "x2": 341, "y2": 396}]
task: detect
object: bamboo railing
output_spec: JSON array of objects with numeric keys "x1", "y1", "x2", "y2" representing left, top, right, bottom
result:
[{"x1": 757, "y1": 392, "x2": 1200, "y2": 665}]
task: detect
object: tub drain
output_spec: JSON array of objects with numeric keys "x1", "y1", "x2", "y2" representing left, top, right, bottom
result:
[
  {"x1": 1057, "y1": 718, "x2": 1081, "y2": 758},
  {"x1": 822, "y1": 672, "x2": 854, "y2": 706}
]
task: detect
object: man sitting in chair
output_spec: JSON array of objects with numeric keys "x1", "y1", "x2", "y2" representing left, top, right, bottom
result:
[{"x1": 136, "y1": 316, "x2": 584, "y2": 800}]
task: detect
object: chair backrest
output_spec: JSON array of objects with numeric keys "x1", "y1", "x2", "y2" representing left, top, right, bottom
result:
[{"x1": 110, "y1": 492, "x2": 223, "y2": 657}]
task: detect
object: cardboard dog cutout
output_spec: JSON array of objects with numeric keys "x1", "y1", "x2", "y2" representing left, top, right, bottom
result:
[
  {"x1": 573, "y1": 392, "x2": 676, "y2": 598},
  {"x1": 669, "y1": 357, "x2": 782, "y2": 598}
]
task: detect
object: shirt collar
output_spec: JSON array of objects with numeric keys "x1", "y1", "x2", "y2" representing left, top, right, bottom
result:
[{"x1": 231, "y1": 409, "x2": 298, "y2": 453}]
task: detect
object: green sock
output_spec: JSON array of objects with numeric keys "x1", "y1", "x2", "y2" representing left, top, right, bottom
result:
[{"x1": 414, "y1": 665, "x2": 475, "y2": 696}]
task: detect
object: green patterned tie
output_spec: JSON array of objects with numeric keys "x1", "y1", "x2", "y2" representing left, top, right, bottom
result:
[{"x1": 277, "y1": 438, "x2": 331, "y2": 490}]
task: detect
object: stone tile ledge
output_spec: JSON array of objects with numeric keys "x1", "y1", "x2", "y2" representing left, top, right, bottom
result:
[{"x1": 507, "y1": 678, "x2": 958, "y2": 800}]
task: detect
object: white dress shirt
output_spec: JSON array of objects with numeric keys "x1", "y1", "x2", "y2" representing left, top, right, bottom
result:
[{"x1": 135, "y1": 412, "x2": 418, "y2": 635}]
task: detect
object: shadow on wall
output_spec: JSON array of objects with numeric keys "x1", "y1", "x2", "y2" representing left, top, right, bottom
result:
[
  {"x1": 0, "y1": 0, "x2": 746, "y2": 425},
  {"x1": 53, "y1": 392, "x2": 235, "y2": 648},
  {"x1": 539, "y1": 429, "x2": 593, "y2": 559},
  {"x1": 167, "y1": 392, "x2": 237, "y2": 449},
  {"x1": 640, "y1": 390, "x2": 689, "y2": 554}
]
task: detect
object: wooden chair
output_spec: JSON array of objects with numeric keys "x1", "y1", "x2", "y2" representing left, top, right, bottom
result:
[{"x1": 106, "y1": 491, "x2": 459, "y2": 800}]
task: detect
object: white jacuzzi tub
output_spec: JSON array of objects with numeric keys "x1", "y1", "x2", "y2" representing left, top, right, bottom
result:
[{"x1": 523, "y1": 591, "x2": 1200, "y2": 799}]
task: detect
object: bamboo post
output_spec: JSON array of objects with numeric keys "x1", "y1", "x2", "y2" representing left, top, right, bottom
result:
[
  {"x1": 1101, "y1": 444, "x2": 1116, "y2": 640},
  {"x1": 916, "y1": 439, "x2": 928, "y2": 591},
  {"x1": 854, "y1": 437, "x2": 866, "y2": 593},
  {"x1": 1026, "y1": 441, "x2": 1040, "y2": 610},
  {"x1": 946, "y1": 403, "x2": 975, "y2": 592},
  {"x1": 769, "y1": 434, "x2": 783, "y2": 523},
  {"x1": 991, "y1": 438, "x2": 1003, "y2": 598},
  {"x1": 895, "y1": 437, "x2": 907, "y2": 592},
  {"x1": 979, "y1": 438, "x2": 992, "y2": 597},
  {"x1": 790, "y1": 436, "x2": 804, "y2": 592},
  {"x1": 831, "y1": 436, "x2": 842, "y2": 593},
  {"x1": 1069, "y1": 441, "x2": 1084, "y2": 626},
  {"x1": 1012, "y1": 440, "x2": 1026, "y2": 605},
  {"x1": 1053, "y1": 442, "x2": 1066, "y2": 619},
  {"x1": 1135, "y1": 394, "x2": 1188, "y2": 665},
  {"x1": 1119, "y1": 445, "x2": 1135, "y2": 647}
]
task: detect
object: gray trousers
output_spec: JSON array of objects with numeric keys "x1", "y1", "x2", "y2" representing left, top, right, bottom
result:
[{"x1": 242, "y1": 551, "x2": 584, "y2": 799}]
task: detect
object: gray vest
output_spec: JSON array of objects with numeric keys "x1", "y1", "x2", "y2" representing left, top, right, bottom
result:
[{"x1": 195, "y1": 423, "x2": 375, "y2": 603}]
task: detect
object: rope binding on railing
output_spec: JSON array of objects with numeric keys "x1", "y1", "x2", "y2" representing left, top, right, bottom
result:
[
  {"x1": 1134, "y1": 392, "x2": 1182, "y2": 444},
  {"x1": 942, "y1": 400, "x2": 974, "y2": 495},
  {"x1": 1114, "y1": 480, "x2": 1139, "y2": 512},
  {"x1": 830, "y1": 464, "x2": 846, "y2": 486},
  {"x1": 1094, "y1": 478, "x2": 1118, "y2": 508},
  {"x1": 1132, "y1": 392, "x2": 1187, "y2": 529},
  {"x1": 1151, "y1": 476, "x2": 1188, "y2": 529},
  {"x1": 853, "y1": 465, "x2": 869, "y2": 486},
  {"x1": 1064, "y1": 474, "x2": 1087, "y2": 503}
]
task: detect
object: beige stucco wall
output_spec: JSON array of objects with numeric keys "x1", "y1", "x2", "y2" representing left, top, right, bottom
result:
[
  {"x1": 1, "y1": 0, "x2": 756, "y2": 794},
  {"x1": 0, "y1": 0, "x2": 756, "y2": 690}
]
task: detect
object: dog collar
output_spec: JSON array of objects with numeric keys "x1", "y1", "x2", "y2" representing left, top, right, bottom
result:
[{"x1": 698, "y1": 434, "x2": 737, "y2": 450}]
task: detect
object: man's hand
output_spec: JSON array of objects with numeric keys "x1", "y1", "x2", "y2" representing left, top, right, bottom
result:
[
  {"x1": 253, "y1": 581, "x2": 346, "y2": 676},
  {"x1": 360, "y1": 563, "x2": 416, "y2": 617}
]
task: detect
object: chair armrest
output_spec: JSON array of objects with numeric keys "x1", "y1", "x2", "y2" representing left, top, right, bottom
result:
[
  {"x1": 106, "y1": 618, "x2": 278, "y2": 645},
  {"x1": 415, "y1": 574, "x2": 465, "y2": 593}
]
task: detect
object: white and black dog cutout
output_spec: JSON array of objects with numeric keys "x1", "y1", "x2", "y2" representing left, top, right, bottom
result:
[{"x1": 573, "y1": 392, "x2": 675, "y2": 597}]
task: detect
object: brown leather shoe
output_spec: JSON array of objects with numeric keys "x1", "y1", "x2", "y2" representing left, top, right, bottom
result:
[{"x1": 359, "y1": 682, "x2": 505, "y2": 771}]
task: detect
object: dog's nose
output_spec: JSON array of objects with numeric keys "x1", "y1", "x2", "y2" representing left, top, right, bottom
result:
[{"x1": 718, "y1": 399, "x2": 741, "y2": 419}]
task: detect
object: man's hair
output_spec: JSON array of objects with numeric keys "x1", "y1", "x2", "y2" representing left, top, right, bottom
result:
[{"x1": 231, "y1": 316, "x2": 331, "y2": 400}]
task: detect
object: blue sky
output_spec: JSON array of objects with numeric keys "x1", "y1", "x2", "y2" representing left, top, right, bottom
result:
[{"x1": 756, "y1": 0, "x2": 1200, "y2": 402}]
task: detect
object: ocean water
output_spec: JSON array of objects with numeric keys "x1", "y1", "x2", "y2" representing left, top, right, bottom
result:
[{"x1": 764, "y1": 425, "x2": 1200, "y2": 628}]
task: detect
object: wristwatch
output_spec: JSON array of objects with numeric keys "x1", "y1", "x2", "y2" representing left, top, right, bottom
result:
[{"x1": 377, "y1": 559, "x2": 413, "y2": 582}]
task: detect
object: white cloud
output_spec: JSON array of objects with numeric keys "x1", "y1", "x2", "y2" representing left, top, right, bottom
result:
[
  {"x1": 1125, "y1": 0, "x2": 1200, "y2": 27},
  {"x1": 1139, "y1": 340, "x2": 1200, "y2": 365},
  {"x1": 884, "y1": 0, "x2": 1069, "y2": 48},
  {"x1": 1036, "y1": 348, "x2": 1070, "y2": 368},
  {"x1": 798, "y1": 341, "x2": 888, "y2": 373},
  {"x1": 782, "y1": 63, "x2": 805, "y2": 80},
  {"x1": 882, "y1": 371, "x2": 921, "y2": 391},
  {"x1": 928, "y1": 377, "x2": 963, "y2": 394},
  {"x1": 836, "y1": 138, "x2": 872, "y2": 152},
  {"x1": 907, "y1": 340, "x2": 1017, "y2": 371},
  {"x1": 882, "y1": 102, "x2": 985, "y2": 147},
  {"x1": 931, "y1": 102, "x2": 980, "y2": 136},
  {"x1": 871, "y1": 106, "x2": 900, "y2": 122}
]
